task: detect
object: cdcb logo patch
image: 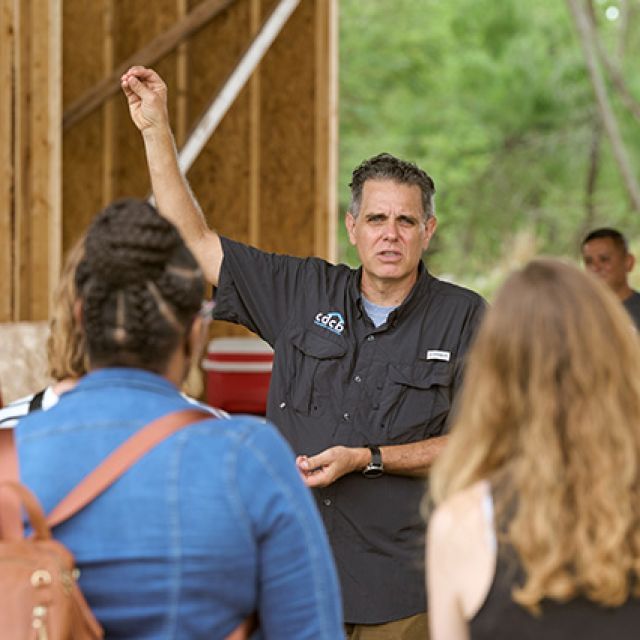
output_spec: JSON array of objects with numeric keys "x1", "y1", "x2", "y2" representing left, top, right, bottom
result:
[{"x1": 314, "y1": 311, "x2": 345, "y2": 335}]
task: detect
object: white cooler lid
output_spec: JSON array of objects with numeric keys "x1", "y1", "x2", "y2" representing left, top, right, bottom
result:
[{"x1": 206, "y1": 337, "x2": 273, "y2": 354}]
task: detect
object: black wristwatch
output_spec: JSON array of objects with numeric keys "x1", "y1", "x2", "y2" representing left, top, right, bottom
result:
[{"x1": 362, "y1": 445, "x2": 384, "y2": 478}]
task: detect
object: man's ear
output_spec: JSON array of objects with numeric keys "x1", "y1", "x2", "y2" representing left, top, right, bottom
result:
[
  {"x1": 345, "y1": 212, "x2": 357, "y2": 246},
  {"x1": 422, "y1": 216, "x2": 438, "y2": 251},
  {"x1": 626, "y1": 252, "x2": 635, "y2": 274}
]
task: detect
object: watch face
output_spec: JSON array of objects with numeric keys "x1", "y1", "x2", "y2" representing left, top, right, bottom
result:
[{"x1": 363, "y1": 464, "x2": 384, "y2": 478}]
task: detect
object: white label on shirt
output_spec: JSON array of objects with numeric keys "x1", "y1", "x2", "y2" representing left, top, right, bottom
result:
[{"x1": 426, "y1": 350, "x2": 450, "y2": 362}]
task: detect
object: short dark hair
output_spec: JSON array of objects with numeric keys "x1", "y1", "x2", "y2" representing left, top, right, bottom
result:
[
  {"x1": 75, "y1": 198, "x2": 204, "y2": 373},
  {"x1": 582, "y1": 227, "x2": 629, "y2": 253},
  {"x1": 348, "y1": 152, "x2": 436, "y2": 220}
]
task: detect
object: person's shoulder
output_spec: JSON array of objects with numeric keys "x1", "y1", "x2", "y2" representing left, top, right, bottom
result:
[
  {"x1": 429, "y1": 480, "x2": 491, "y2": 547},
  {"x1": 428, "y1": 482, "x2": 497, "y2": 622},
  {"x1": 221, "y1": 236, "x2": 351, "y2": 274},
  {"x1": 430, "y1": 275, "x2": 486, "y2": 308},
  {"x1": 223, "y1": 414, "x2": 297, "y2": 466},
  {"x1": 628, "y1": 290, "x2": 640, "y2": 305},
  {"x1": 0, "y1": 392, "x2": 36, "y2": 428},
  {"x1": 181, "y1": 394, "x2": 231, "y2": 419},
  {"x1": 187, "y1": 407, "x2": 279, "y2": 444}
]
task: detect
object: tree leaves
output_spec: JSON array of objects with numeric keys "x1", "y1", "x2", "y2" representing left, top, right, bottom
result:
[{"x1": 339, "y1": 0, "x2": 640, "y2": 295}]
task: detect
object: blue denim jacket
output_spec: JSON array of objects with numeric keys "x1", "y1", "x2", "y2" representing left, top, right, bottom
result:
[{"x1": 15, "y1": 368, "x2": 343, "y2": 639}]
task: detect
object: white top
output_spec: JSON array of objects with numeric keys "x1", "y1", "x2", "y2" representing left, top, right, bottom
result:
[{"x1": 0, "y1": 386, "x2": 60, "y2": 429}]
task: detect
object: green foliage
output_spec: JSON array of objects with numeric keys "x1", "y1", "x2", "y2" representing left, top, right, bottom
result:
[{"x1": 339, "y1": 0, "x2": 640, "y2": 295}]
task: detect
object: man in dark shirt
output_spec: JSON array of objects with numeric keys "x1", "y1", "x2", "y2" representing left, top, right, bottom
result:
[
  {"x1": 122, "y1": 65, "x2": 485, "y2": 639},
  {"x1": 581, "y1": 228, "x2": 640, "y2": 330}
]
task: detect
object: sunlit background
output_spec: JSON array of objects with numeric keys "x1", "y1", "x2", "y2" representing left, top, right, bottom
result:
[{"x1": 338, "y1": 0, "x2": 640, "y2": 298}]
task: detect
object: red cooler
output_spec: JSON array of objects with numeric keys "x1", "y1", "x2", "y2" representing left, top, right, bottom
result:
[{"x1": 202, "y1": 337, "x2": 273, "y2": 414}]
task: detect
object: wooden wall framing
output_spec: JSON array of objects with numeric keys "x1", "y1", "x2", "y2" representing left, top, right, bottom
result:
[
  {"x1": 1, "y1": 0, "x2": 337, "y2": 330},
  {"x1": 1, "y1": 0, "x2": 62, "y2": 322}
]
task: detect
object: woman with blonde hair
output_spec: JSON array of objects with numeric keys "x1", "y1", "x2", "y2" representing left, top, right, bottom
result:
[
  {"x1": 0, "y1": 237, "x2": 86, "y2": 425},
  {"x1": 426, "y1": 258, "x2": 640, "y2": 639}
]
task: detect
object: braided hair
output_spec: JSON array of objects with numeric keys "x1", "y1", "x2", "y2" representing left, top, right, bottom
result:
[{"x1": 75, "y1": 198, "x2": 204, "y2": 373}]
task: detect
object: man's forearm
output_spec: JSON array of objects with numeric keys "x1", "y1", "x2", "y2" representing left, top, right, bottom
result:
[
  {"x1": 141, "y1": 125, "x2": 223, "y2": 285},
  {"x1": 380, "y1": 435, "x2": 448, "y2": 477},
  {"x1": 142, "y1": 126, "x2": 208, "y2": 244}
]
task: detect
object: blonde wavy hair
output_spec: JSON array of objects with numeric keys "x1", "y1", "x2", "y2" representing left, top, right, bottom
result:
[
  {"x1": 46, "y1": 237, "x2": 87, "y2": 381},
  {"x1": 430, "y1": 258, "x2": 640, "y2": 611}
]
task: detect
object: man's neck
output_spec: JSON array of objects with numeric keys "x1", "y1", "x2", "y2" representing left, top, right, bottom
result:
[
  {"x1": 359, "y1": 272, "x2": 418, "y2": 307},
  {"x1": 616, "y1": 284, "x2": 634, "y2": 302}
]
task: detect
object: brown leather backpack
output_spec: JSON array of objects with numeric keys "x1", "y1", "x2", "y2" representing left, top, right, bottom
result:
[
  {"x1": 0, "y1": 480, "x2": 104, "y2": 639},
  {"x1": 0, "y1": 408, "x2": 229, "y2": 639}
]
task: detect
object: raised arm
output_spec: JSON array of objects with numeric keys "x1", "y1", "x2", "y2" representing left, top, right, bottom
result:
[{"x1": 120, "y1": 66, "x2": 223, "y2": 286}]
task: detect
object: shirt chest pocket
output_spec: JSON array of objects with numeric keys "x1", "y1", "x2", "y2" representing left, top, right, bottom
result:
[
  {"x1": 383, "y1": 360, "x2": 454, "y2": 442},
  {"x1": 287, "y1": 329, "x2": 347, "y2": 416}
]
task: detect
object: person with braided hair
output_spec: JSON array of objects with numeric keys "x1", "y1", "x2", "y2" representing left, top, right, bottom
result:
[{"x1": 13, "y1": 198, "x2": 343, "y2": 639}]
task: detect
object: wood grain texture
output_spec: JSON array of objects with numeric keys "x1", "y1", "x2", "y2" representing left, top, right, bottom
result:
[{"x1": 0, "y1": 0, "x2": 15, "y2": 321}]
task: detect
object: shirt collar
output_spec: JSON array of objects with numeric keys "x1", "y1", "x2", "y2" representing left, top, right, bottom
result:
[
  {"x1": 351, "y1": 261, "x2": 434, "y2": 322},
  {"x1": 75, "y1": 367, "x2": 179, "y2": 394}
]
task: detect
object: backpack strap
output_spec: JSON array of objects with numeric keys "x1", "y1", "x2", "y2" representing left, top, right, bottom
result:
[
  {"x1": 0, "y1": 408, "x2": 213, "y2": 535},
  {"x1": 46, "y1": 408, "x2": 212, "y2": 528},
  {"x1": 0, "y1": 428, "x2": 23, "y2": 538}
]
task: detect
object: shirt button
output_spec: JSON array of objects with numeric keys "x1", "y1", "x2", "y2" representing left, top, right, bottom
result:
[
  {"x1": 343, "y1": 412, "x2": 351, "y2": 421},
  {"x1": 323, "y1": 498, "x2": 332, "y2": 506},
  {"x1": 279, "y1": 402, "x2": 286, "y2": 409},
  {"x1": 353, "y1": 375, "x2": 362, "y2": 383},
  {"x1": 367, "y1": 335, "x2": 375, "y2": 342},
  {"x1": 373, "y1": 403, "x2": 379, "y2": 410}
]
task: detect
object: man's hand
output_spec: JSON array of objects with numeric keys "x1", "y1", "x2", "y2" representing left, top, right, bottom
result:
[
  {"x1": 296, "y1": 446, "x2": 368, "y2": 488},
  {"x1": 296, "y1": 436, "x2": 449, "y2": 487},
  {"x1": 120, "y1": 66, "x2": 169, "y2": 133}
]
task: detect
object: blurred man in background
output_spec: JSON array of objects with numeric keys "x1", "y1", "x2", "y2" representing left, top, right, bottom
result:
[{"x1": 581, "y1": 227, "x2": 640, "y2": 330}]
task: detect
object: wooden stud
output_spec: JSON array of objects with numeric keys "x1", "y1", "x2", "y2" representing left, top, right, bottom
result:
[
  {"x1": 28, "y1": 0, "x2": 61, "y2": 318},
  {"x1": 314, "y1": 0, "x2": 337, "y2": 262},
  {"x1": 0, "y1": 0, "x2": 14, "y2": 320},
  {"x1": 102, "y1": 0, "x2": 114, "y2": 206},
  {"x1": 14, "y1": 0, "x2": 28, "y2": 319},
  {"x1": 175, "y1": 0, "x2": 188, "y2": 147},
  {"x1": 249, "y1": 0, "x2": 261, "y2": 247}
]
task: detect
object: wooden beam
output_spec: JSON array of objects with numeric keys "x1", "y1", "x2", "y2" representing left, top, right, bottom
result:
[
  {"x1": 314, "y1": 0, "x2": 338, "y2": 262},
  {"x1": 14, "y1": 0, "x2": 28, "y2": 319},
  {"x1": 30, "y1": 0, "x2": 61, "y2": 318},
  {"x1": 62, "y1": 0, "x2": 235, "y2": 131},
  {"x1": 0, "y1": 0, "x2": 14, "y2": 321},
  {"x1": 249, "y1": 0, "x2": 261, "y2": 247},
  {"x1": 175, "y1": 0, "x2": 188, "y2": 147},
  {"x1": 101, "y1": 0, "x2": 115, "y2": 206}
]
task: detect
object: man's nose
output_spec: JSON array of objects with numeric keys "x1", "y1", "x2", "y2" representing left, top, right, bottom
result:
[{"x1": 382, "y1": 219, "x2": 399, "y2": 239}]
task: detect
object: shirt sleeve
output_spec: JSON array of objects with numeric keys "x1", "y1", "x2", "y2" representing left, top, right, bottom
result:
[
  {"x1": 232, "y1": 421, "x2": 344, "y2": 639},
  {"x1": 452, "y1": 296, "x2": 487, "y2": 394},
  {"x1": 213, "y1": 237, "x2": 328, "y2": 345}
]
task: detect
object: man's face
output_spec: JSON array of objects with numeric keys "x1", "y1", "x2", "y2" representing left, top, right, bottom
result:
[
  {"x1": 345, "y1": 179, "x2": 436, "y2": 289},
  {"x1": 582, "y1": 237, "x2": 633, "y2": 293}
]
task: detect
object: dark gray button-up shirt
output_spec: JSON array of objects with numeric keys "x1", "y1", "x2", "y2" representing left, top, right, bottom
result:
[{"x1": 214, "y1": 237, "x2": 485, "y2": 624}]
